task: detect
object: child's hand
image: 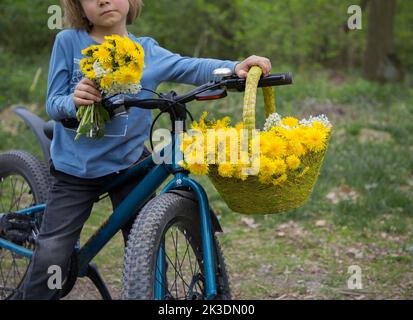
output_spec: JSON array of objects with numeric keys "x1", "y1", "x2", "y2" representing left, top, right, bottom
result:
[
  {"x1": 73, "y1": 78, "x2": 102, "y2": 109},
  {"x1": 235, "y1": 55, "x2": 272, "y2": 78}
]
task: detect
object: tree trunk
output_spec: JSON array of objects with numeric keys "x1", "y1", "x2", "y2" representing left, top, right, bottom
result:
[{"x1": 363, "y1": 0, "x2": 404, "y2": 82}]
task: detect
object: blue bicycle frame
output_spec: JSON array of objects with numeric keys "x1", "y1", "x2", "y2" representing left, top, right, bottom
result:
[{"x1": 0, "y1": 134, "x2": 218, "y2": 300}]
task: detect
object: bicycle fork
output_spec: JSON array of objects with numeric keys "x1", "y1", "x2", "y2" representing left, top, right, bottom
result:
[
  {"x1": 158, "y1": 174, "x2": 217, "y2": 300},
  {"x1": 155, "y1": 122, "x2": 218, "y2": 300}
]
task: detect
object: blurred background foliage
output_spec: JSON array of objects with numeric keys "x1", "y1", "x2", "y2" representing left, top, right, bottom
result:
[
  {"x1": 0, "y1": 0, "x2": 411, "y2": 108},
  {"x1": 0, "y1": 0, "x2": 412, "y2": 64}
]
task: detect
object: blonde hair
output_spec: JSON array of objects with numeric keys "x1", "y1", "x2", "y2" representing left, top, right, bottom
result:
[{"x1": 61, "y1": 0, "x2": 144, "y2": 32}]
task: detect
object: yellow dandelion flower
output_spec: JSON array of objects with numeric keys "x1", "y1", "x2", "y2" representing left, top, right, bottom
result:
[
  {"x1": 184, "y1": 148, "x2": 205, "y2": 166},
  {"x1": 80, "y1": 58, "x2": 94, "y2": 74},
  {"x1": 114, "y1": 67, "x2": 137, "y2": 84},
  {"x1": 81, "y1": 45, "x2": 99, "y2": 57},
  {"x1": 100, "y1": 74, "x2": 113, "y2": 90},
  {"x1": 84, "y1": 69, "x2": 96, "y2": 80},
  {"x1": 303, "y1": 127, "x2": 327, "y2": 152},
  {"x1": 102, "y1": 41, "x2": 115, "y2": 52},
  {"x1": 233, "y1": 164, "x2": 249, "y2": 181},
  {"x1": 180, "y1": 132, "x2": 195, "y2": 153},
  {"x1": 115, "y1": 53, "x2": 127, "y2": 66},
  {"x1": 123, "y1": 37, "x2": 137, "y2": 53},
  {"x1": 282, "y1": 117, "x2": 299, "y2": 127},
  {"x1": 235, "y1": 122, "x2": 244, "y2": 132},
  {"x1": 273, "y1": 126, "x2": 289, "y2": 138},
  {"x1": 93, "y1": 47, "x2": 112, "y2": 63},
  {"x1": 214, "y1": 117, "x2": 231, "y2": 129},
  {"x1": 259, "y1": 156, "x2": 277, "y2": 176},
  {"x1": 104, "y1": 34, "x2": 123, "y2": 42},
  {"x1": 130, "y1": 62, "x2": 143, "y2": 74},
  {"x1": 187, "y1": 162, "x2": 209, "y2": 175},
  {"x1": 101, "y1": 60, "x2": 113, "y2": 71},
  {"x1": 285, "y1": 140, "x2": 306, "y2": 157},
  {"x1": 262, "y1": 135, "x2": 287, "y2": 159},
  {"x1": 312, "y1": 121, "x2": 331, "y2": 135},
  {"x1": 273, "y1": 158, "x2": 287, "y2": 175},
  {"x1": 198, "y1": 111, "x2": 209, "y2": 131},
  {"x1": 218, "y1": 162, "x2": 234, "y2": 178},
  {"x1": 286, "y1": 155, "x2": 301, "y2": 170}
]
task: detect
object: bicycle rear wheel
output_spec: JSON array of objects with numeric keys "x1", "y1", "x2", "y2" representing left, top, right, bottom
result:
[
  {"x1": 122, "y1": 192, "x2": 231, "y2": 300},
  {"x1": 0, "y1": 150, "x2": 49, "y2": 299},
  {"x1": 0, "y1": 151, "x2": 114, "y2": 300}
]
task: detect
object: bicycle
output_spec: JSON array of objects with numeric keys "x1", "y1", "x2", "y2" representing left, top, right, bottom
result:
[{"x1": 0, "y1": 69, "x2": 292, "y2": 300}]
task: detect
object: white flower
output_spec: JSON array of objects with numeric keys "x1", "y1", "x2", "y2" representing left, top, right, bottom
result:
[
  {"x1": 263, "y1": 113, "x2": 282, "y2": 131},
  {"x1": 299, "y1": 114, "x2": 331, "y2": 128},
  {"x1": 93, "y1": 61, "x2": 107, "y2": 79},
  {"x1": 264, "y1": 112, "x2": 331, "y2": 131},
  {"x1": 103, "y1": 83, "x2": 142, "y2": 96}
]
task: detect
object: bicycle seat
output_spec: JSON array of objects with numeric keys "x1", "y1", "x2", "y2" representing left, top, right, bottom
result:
[{"x1": 43, "y1": 120, "x2": 54, "y2": 140}]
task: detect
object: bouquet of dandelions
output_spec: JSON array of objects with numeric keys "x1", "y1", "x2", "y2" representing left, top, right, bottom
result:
[{"x1": 75, "y1": 34, "x2": 145, "y2": 140}]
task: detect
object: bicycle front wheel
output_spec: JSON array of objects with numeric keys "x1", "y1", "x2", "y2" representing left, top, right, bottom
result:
[{"x1": 122, "y1": 192, "x2": 231, "y2": 300}]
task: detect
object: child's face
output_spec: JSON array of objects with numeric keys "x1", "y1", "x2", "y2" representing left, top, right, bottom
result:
[{"x1": 80, "y1": 0, "x2": 130, "y2": 29}]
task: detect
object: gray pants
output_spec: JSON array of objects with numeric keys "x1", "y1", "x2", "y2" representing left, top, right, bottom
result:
[{"x1": 12, "y1": 148, "x2": 154, "y2": 300}]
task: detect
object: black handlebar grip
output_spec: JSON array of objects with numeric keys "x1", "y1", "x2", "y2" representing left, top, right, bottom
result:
[
  {"x1": 284, "y1": 72, "x2": 293, "y2": 84},
  {"x1": 258, "y1": 72, "x2": 293, "y2": 87},
  {"x1": 224, "y1": 72, "x2": 293, "y2": 92}
]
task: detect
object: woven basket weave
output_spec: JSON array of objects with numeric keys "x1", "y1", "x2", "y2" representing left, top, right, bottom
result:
[{"x1": 208, "y1": 66, "x2": 329, "y2": 214}]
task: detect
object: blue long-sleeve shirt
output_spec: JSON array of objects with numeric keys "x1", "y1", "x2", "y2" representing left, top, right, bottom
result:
[{"x1": 46, "y1": 29, "x2": 239, "y2": 178}]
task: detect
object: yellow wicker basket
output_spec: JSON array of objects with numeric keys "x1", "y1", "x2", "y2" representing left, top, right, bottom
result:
[{"x1": 207, "y1": 67, "x2": 330, "y2": 214}]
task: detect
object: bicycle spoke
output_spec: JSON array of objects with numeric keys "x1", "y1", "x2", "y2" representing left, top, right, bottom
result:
[
  {"x1": 187, "y1": 240, "x2": 195, "y2": 276},
  {"x1": 8, "y1": 177, "x2": 20, "y2": 211},
  {"x1": 16, "y1": 183, "x2": 31, "y2": 210},
  {"x1": 15, "y1": 178, "x2": 26, "y2": 210},
  {"x1": 164, "y1": 252, "x2": 191, "y2": 295},
  {"x1": 9, "y1": 178, "x2": 30, "y2": 211},
  {"x1": 164, "y1": 226, "x2": 205, "y2": 299},
  {"x1": 176, "y1": 235, "x2": 191, "y2": 298},
  {"x1": 155, "y1": 261, "x2": 173, "y2": 299},
  {"x1": 8, "y1": 177, "x2": 16, "y2": 212},
  {"x1": 175, "y1": 228, "x2": 187, "y2": 298},
  {"x1": 14, "y1": 257, "x2": 23, "y2": 280},
  {"x1": 2, "y1": 255, "x2": 14, "y2": 297},
  {"x1": 0, "y1": 178, "x2": 6, "y2": 213},
  {"x1": 0, "y1": 255, "x2": 7, "y2": 294},
  {"x1": 171, "y1": 227, "x2": 187, "y2": 297},
  {"x1": 177, "y1": 238, "x2": 190, "y2": 276},
  {"x1": 170, "y1": 229, "x2": 180, "y2": 297},
  {"x1": 11, "y1": 259, "x2": 17, "y2": 289}
]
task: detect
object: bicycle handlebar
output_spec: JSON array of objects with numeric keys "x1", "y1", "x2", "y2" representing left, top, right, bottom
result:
[
  {"x1": 102, "y1": 72, "x2": 293, "y2": 115},
  {"x1": 175, "y1": 72, "x2": 292, "y2": 103}
]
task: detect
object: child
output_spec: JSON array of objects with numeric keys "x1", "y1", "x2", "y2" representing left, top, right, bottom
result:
[{"x1": 13, "y1": 0, "x2": 272, "y2": 300}]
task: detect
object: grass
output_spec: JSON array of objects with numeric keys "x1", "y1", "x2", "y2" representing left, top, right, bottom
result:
[{"x1": 1, "y1": 60, "x2": 413, "y2": 299}]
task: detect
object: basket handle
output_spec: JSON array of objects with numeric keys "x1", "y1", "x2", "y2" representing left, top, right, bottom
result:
[{"x1": 242, "y1": 66, "x2": 276, "y2": 131}]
